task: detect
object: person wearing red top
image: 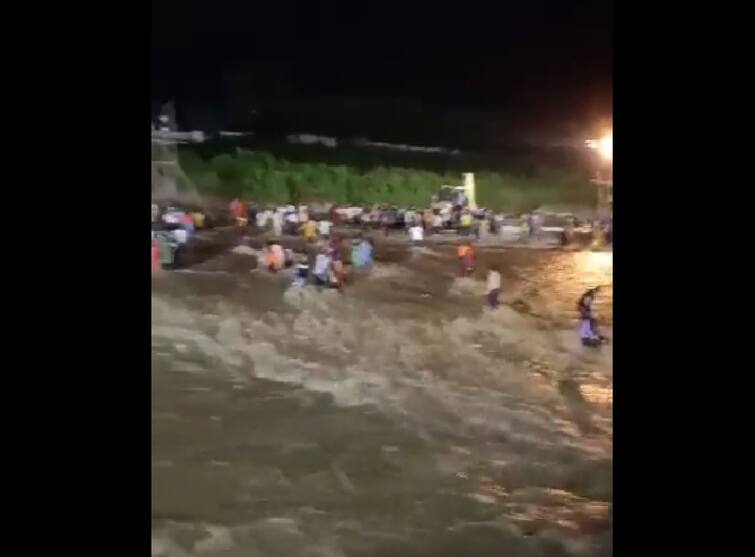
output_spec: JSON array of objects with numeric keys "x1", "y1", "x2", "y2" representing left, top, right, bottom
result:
[
  {"x1": 229, "y1": 198, "x2": 247, "y2": 227},
  {"x1": 457, "y1": 241, "x2": 475, "y2": 277},
  {"x1": 329, "y1": 204, "x2": 341, "y2": 226}
]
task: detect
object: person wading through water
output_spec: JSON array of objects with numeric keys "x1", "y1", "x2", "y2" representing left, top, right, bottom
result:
[
  {"x1": 577, "y1": 286, "x2": 609, "y2": 346},
  {"x1": 312, "y1": 247, "x2": 333, "y2": 287},
  {"x1": 379, "y1": 210, "x2": 389, "y2": 238},
  {"x1": 486, "y1": 264, "x2": 502, "y2": 309},
  {"x1": 264, "y1": 241, "x2": 285, "y2": 273},
  {"x1": 457, "y1": 241, "x2": 475, "y2": 277}
]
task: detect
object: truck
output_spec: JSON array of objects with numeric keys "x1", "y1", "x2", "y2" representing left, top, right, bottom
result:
[{"x1": 432, "y1": 173, "x2": 479, "y2": 227}]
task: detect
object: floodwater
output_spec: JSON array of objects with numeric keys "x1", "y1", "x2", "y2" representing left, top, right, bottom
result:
[{"x1": 152, "y1": 240, "x2": 612, "y2": 557}]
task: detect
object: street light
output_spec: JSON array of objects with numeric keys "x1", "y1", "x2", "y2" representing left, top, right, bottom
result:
[
  {"x1": 585, "y1": 130, "x2": 613, "y2": 215},
  {"x1": 585, "y1": 130, "x2": 612, "y2": 162},
  {"x1": 597, "y1": 133, "x2": 612, "y2": 161}
]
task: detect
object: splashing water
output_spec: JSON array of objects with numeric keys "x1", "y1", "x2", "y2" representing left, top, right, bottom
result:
[{"x1": 152, "y1": 245, "x2": 612, "y2": 556}]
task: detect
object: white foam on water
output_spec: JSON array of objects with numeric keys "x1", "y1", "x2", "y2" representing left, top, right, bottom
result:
[
  {"x1": 448, "y1": 276, "x2": 487, "y2": 297},
  {"x1": 231, "y1": 245, "x2": 260, "y2": 257},
  {"x1": 408, "y1": 245, "x2": 439, "y2": 258},
  {"x1": 152, "y1": 286, "x2": 612, "y2": 459},
  {"x1": 193, "y1": 525, "x2": 234, "y2": 554},
  {"x1": 367, "y1": 263, "x2": 408, "y2": 281}
]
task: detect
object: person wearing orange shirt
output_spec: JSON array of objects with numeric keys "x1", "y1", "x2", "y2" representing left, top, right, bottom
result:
[
  {"x1": 457, "y1": 241, "x2": 475, "y2": 277},
  {"x1": 229, "y1": 198, "x2": 247, "y2": 228},
  {"x1": 263, "y1": 241, "x2": 285, "y2": 272}
]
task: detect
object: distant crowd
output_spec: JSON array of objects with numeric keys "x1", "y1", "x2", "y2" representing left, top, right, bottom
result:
[
  {"x1": 152, "y1": 197, "x2": 610, "y2": 347},
  {"x1": 226, "y1": 197, "x2": 613, "y2": 247}
]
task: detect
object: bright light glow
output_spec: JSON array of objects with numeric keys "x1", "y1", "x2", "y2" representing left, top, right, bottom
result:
[
  {"x1": 582, "y1": 250, "x2": 612, "y2": 273},
  {"x1": 585, "y1": 131, "x2": 613, "y2": 162},
  {"x1": 597, "y1": 133, "x2": 612, "y2": 161}
]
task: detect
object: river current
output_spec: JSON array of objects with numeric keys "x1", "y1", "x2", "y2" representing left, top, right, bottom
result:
[{"x1": 152, "y1": 240, "x2": 612, "y2": 557}]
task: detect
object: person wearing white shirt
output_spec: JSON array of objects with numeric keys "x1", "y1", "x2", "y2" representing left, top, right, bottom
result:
[
  {"x1": 486, "y1": 265, "x2": 502, "y2": 309},
  {"x1": 272, "y1": 212, "x2": 283, "y2": 236},
  {"x1": 409, "y1": 224, "x2": 424, "y2": 242},
  {"x1": 298, "y1": 205, "x2": 309, "y2": 223},
  {"x1": 313, "y1": 250, "x2": 332, "y2": 286},
  {"x1": 404, "y1": 209, "x2": 415, "y2": 228},
  {"x1": 284, "y1": 211, "x2": 299, "y2": 235},
  {"x1": 256, "y1": 210, "x2": 270, "y2": 230},
  {"x1": 318, "y1": 220, "x2": 332, "y2": 238},
  {"x1": 173, "y1": 228, "x2": 188, "y2": 245}
]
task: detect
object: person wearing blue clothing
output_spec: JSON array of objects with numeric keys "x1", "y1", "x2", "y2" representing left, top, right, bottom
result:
[
  {"x1": 577, "y1": 287, "x2": 608, "y2": 346},
  {"x1": 291, "y1": 263, "x2": 310, "y2": 287},
  {"x1": 351, "y1": 235, "x2": 374, "y2": 269}
]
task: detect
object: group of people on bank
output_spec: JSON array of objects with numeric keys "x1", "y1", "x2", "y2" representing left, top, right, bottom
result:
[
  {"x1": 228, "y1": 198, "x2": 612, "y2": 248},
  {"x1": 152, "y1": 198, "x2": 610, "y2": 348},
  {"x1": 151, "y1": 203, "x2": 209, "y2": 269}
]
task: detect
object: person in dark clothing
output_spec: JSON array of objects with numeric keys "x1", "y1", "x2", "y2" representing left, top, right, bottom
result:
[
  {"x1": 330, "y1": 204, "x2": 341, "y2": 226},
  {"x1": 577, "y1": 287, "x2": 608, "y2": 346},
  {"x1": 247, "y1": 203, "x2": 258, "y2": 232},
  {"x1": 486, "y1": 264, "x2": 502, "y2": 309},
  {"x1": 380, "y1": 211, "x2": 389, "y2": 237}
]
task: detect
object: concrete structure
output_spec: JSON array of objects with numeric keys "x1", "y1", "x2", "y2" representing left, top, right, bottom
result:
[
  {"x1": 151, "y1": 101, "x2": 201, "y2": 203},
  {"x1": 591, "y1": 170, "x2": 613, "y2": 217},
  {"x1": 463, "y1": 173, "x2": 477, "y2": 212}
]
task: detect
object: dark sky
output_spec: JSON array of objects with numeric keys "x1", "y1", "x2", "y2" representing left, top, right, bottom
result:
[{"x1": 152, "y1": 0, "x2": 612, "y2": 134}]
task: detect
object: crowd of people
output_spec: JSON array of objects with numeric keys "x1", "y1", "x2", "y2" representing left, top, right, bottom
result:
[
  {"x1": 152, "y1": 197, "x2": 612, "y2": 257},
  {"x1": 151, "y1": 203, "x2": 209, "y2": 268},
  {"x1": 230, "y1": 198, "x2": 612, "y2": 249},
  {"x1": 261, "y1": 234, "x2": 374, "y2": 293},
  {"x1": 151, "y1": 197, "x2": 610, "y2": 348}
]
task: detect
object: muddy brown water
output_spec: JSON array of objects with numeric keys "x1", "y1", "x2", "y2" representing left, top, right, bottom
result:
[{"x1": 152, "y1": 233, "x2": 612, "y2": 557}]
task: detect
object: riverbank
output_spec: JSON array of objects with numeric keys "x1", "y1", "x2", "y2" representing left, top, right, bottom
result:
[{"x1": 182, "y1": 223, "x2": 608, "y2": 264}]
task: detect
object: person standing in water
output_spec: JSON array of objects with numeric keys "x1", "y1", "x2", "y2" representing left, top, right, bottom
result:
[
  {"x1": 329, "y1": 204, "x2": 341, "y2": 226},
  {"x1": 486, "y1": 264, "x2": 502, "y2": 309},
  {"x1": 577, "y1": 287, "x2": 608, "y2": 346},
  {"x1": 330, "y1": 254, "x2": 345, "y2": 292},
  {"x1": 379, "y1": 210, "x2": 389, "y2": 238},
  {"x1": 291, "y1": 263, "x2": 309, "y2": 287},
  {"x1": 423, "y1": 209, "x2": 434, "y2": 232},
  {"x1": 351, "y1": 235, "x2": 374, "y2": 269},
  {"x1": 230, "y1": 198, "x2": 247, "y2": 228},
  {"x1": 432, "y1": 211, "x2": 443, "y2": 234},
  {"x1": 318, "y1": 218, "x2": 333, "y2": 239},
  {"x1": 272, "y1": 210, "x2": 283, "y2": 237},
  {"x1": 264, "y1": 241, "x2": 285, "y2": 272},
  {"x1": 300, "y1": 218, "x2": 318, "y2": 243},
  {"x1": 409, "y1": 222, "x2": 424, "y2": 243},
  {"x1": 457, "y1": 241, "x2": 475, "y2": 277},
  {"x1": 312, "y1": 247, "x2": 333, "y2": 287}
]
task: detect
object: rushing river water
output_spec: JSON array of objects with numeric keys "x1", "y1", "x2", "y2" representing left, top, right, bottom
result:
[{"x1": 151, "y1": 241, "x2": 612, "y2": 557}]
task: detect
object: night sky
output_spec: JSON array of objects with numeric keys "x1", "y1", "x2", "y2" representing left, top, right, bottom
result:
[{"x1": 152, "y1": 0, "x2": 612, "y2": 139}]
